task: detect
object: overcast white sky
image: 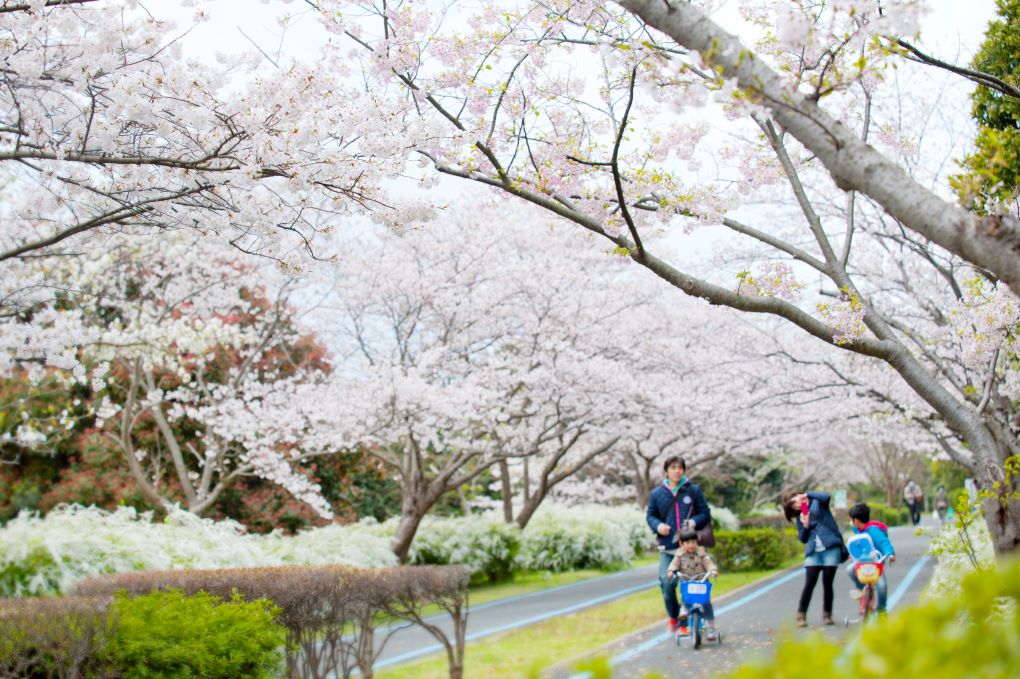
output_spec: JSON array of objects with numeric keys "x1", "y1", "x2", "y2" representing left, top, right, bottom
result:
[{"x1": 181, "y1": 1, "x2": 1001, "y2": 68}]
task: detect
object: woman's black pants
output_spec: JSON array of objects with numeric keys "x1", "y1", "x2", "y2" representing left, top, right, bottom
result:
[{"x1": 798, "y1": 565, "x2": 837, "y2": 614}]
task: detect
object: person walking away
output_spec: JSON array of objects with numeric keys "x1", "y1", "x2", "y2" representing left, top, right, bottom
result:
[
  {"x1": 783, "y1": 490, "x2": 847, "y2": 627},
  {"x1": 934, "y1": 485, "x2": 949, "y2": 526},
  {"x1": 846, "y1": 503, "x2": 896, "y2": 614},
  {"x1": 646, "y1": 456, "x2": 711, "y2": 634},
  {"x1": 903, "y1": 479, "x2": 923, "y2": 526},
  {"x1": 666, "y1": 528, "x2": 720, "y2": 640}
]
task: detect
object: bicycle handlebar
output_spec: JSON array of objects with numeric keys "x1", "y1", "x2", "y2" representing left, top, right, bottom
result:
[{"x1": 669, "y1": 571, "x2": 712, "y2": 583}]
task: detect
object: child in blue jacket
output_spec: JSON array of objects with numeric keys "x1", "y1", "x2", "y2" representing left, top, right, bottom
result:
[{"x1": 847, "y1": 502, "x2": 896, "y2": 612}]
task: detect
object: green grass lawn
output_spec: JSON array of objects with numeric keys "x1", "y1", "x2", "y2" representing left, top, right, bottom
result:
[{"x1": 375, "y1": 563, "x2": 794, "y2": 679}]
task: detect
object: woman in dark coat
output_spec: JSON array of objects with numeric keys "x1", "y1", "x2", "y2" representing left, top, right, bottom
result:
[{"x1": 782, "y1": 490, "x2": 846, "y2": 627}]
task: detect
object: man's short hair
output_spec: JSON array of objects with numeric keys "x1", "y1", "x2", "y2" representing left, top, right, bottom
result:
[
  {"x1": 662, "y1": 455, "x2": 686, "y2": 472},
  {"x1": 848, "y1": 503, "x2": 871, "y2": 523},
  {"x1": 678, "y1": 528, "x2": 698, "y2": 543}
]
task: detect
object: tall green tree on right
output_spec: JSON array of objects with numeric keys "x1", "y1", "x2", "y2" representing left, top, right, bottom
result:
[{"x1": 956, "y1": 0, "x2": 1020, "y2": 212}]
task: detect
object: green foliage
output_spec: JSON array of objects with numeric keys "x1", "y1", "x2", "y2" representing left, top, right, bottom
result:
[
  {"x1": 711, "y1": 528, "x2": 800, "y2": 572},
  {"x1": 698, "y1": 456, "x2": 790, "y2": 517},
  {"x1": 980, "y1": 454, "x2": 1020, "y2": 510},
  {"x1": 0, "y1": 546, "x2": 61, "y2": 599},
  {"x1": 953, "y1": 0, "x2": 1020, "y2": 211},
  {"x1": 863, "y1": 502, "x2": 909, "y2": 527},
  {"x1": 0, "y1": 374, "x2": 93, "y2": 523},
  {"x1": 104, "y1": 589, "x2": 285, "y2": 679},
  {"x1": 719, "y1": 554, "x2": 1020, "y2": 679},
  {"x1": 929, "y1": 457, "x2": 969, "y2": 509}
]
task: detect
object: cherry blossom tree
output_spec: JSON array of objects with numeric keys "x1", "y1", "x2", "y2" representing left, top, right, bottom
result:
[
  {"x1": 0, "y1": 0, "x2": 414, "y2": 264},
  {"x1": 307, "y1": 0, "x2": 1020, "y2": 554},
  {"x1": 310, "y1": 202, "x2": 688, "y2": 556},
  {"x1": 6, "y1": 230, "x2": 344, "y2": 518}
]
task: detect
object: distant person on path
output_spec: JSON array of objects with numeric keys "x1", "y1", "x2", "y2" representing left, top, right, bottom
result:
[
  {"x1": 783, "y1": 490, "x2": 848, "y2": 627},
  {"x1": 666, "y1": 528, "x2": 719, "y2": 639},
  {"x1": 846, "y1": 503, "x2": 896, "y2": 614},
  {"x1": 903, "y1": 479, "x2": 924, "y2": 526},
  {"x1": 646, "y1": 456, "x2": 710, "y2": 634},
  {"x1": 935, "y1": 485, "x2": 949, "y2": 526}
]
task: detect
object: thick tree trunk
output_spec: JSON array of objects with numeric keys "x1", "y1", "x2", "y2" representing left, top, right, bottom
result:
[
  {"x1": 514, "y1": 491, "x2": 543, "y2": 530},
  {"x1": 391, "y1": 495, "x2": 429, "y2": 563},
  {"x1": 974, "y1": 455, "x2": 1020, "y2": 555},
  {"x1": 499, "y1": 459, "x2": 513, "y2": 523}
]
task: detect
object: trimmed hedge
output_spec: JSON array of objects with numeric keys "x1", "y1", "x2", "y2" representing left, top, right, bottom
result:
[
  {"x1": 0, "y1": 595, "x2": 114, "y2": 678},
  {"x1": 865, "y1": 502, "x2": 910, "y2": 526},
  {"x1": 74, "y1": 564, "x2": 470, "y2": 679},
  {"x1": 738, "y1": 502, "x2": 910, "y2": 532},
  {"x1": 0, "y1": 591, "x2": 284, "y2": 679},
  {"x1": 712, "y1": 528, "x2": 801, "y2": 572},
  {"x1": 106, "y1": 589, "x2": 284, "y2": 679}
]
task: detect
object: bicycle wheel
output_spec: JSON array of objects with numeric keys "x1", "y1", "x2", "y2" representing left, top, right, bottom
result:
[
  {"x1": 689, "y1": 610, "x2": 702, "y2": 650},
  {"x1": 861, "y1": 585, "x2": 875, "y2": 623}
]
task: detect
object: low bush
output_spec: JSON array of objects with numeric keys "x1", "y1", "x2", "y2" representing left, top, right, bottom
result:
[
  {"x1": 0, "y1": 596, "x2": 114, "y2": 679},
  {"x1": 0, "y1": 504, "x2": 396, "y2": 596},
  {"x1": 738, "y1": 513, "x2": 789, "y2": 531},
  {"x1": 409, "y1": 515, "x2": 521, "y2": 583},
  {"x1": 864, "y1": 502, "x2": 909, "y2": 526},
  {"x1": 710, "y1": 505, "x2": 741, "y2": 532},
  {"x1": 105, "y1": 589, "x2": 285, "y2": 679},
  {"x1": 74, "y1": 564, "x2": 469, "y2": 679},
  {"x1": 516, "y1": 505, "x2": 646, "y2": 573},
  {"x1": 711, "y1": 528, "x2": 801, "y2": 572}
]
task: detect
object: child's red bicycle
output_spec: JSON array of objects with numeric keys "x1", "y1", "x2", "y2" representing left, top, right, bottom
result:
[{"x1": 844, "y1": 553, "x2": 891, "y2": 626}]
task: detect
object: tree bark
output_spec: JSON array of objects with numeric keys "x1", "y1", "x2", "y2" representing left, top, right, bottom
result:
[
  {"x1": 499, "y1": 459, "x2": 513, "y2": 523},
  {"x1": 617, "y1": 0, "x2": 1020, "y2": 299}
]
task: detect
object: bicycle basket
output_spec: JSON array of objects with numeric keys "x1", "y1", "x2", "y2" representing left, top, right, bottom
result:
[
  {"x1": 855, "y1": 562, "x2": 883, "y2": 585},
  {"x1": 680, "y1": 580, "x2": 712, "y2": 606}
]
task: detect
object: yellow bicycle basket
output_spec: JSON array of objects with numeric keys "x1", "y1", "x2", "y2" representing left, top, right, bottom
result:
[{"x1": 855, "y1": 562, "x2": 882, "y2": 585}]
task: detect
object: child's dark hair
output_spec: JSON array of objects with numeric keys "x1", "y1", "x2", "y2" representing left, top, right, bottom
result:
[
  {"x1": 848, "y1": 502, "x2": 871, "y2": 523},
  {"x1": 662, "y1": 455, "x2": 686, "y2": 472},
  {"x1": 678, "y1": 528, "x2": 698, "y2": 543}
]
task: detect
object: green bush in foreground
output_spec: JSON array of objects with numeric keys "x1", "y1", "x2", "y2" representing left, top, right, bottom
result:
[
  {"x1": 105, "y1": 589, "x2": 285, "y2": 679},
  {"x1": 721, "y1": 554, "x2": 1020, "y2": 678}
]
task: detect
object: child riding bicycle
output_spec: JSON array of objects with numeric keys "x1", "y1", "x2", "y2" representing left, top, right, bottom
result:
[
  {"x1": 846, "y1": 503, "x2": 896, "y2": 613},
  {"x1": 666, "y1": 528, "x2": 719, "y2": 639}
]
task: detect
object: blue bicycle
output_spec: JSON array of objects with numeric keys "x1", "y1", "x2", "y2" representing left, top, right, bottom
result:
[{"x1": 671, "y1": 572, "x2": 722, "y2": 649}]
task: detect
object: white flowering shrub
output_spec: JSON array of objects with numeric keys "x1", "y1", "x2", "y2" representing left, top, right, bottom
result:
[
  {"x1": 516, "y1": 504, "x2": 648, "y2": 572},
  {"x1": 710, "y1": 504, "x2": 741, "y2": 532},
  {"x1": 925, "y1": 506, "x2": 995, "y2": 601},
  {"x1": 406, "y1": 514, "x2": 521, "y2": 582},
  {"x1": 0, "y1": 505, "x2": 396, "y2": 597}
]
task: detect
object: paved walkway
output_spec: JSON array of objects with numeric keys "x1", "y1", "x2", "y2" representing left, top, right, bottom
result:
[
  {"x1": 373, "y1": 563, "x2": 660, "y2": 670},
  {"x1": 371, "y1": 519, "x2": 936, "y2": 676},
  {"x1": 546, "y1": 520, "x2": 935, "y2": 678}
]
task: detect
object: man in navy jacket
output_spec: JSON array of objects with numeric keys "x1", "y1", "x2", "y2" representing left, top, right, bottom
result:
[{"x1": 646, "y1": 455, "x2": 711, "y2": 633}]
